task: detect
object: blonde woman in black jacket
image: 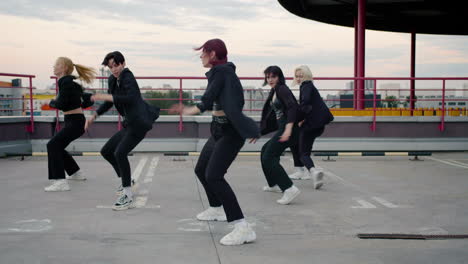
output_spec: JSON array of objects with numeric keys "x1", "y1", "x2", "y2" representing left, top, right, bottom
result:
[
  {"x1": 256, "y1": 66, "x2": 301, "y2": 205},
  {"x1": 45, "y1": 57, "x2": 95, "y2": 192},
  {"x1": 290, "y1": 65, "x2": 334, "y2": 189}
]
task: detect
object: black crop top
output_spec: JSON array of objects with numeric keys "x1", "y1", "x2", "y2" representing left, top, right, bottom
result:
[
  {"x1": 49, "y1": 75, "x2": 93, "y2": 111},
  {"x1": 270, "y1": 96, "x2": 284, "y2": 119}
]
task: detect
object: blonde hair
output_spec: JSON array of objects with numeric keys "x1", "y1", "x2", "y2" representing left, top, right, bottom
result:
[
  {"x1": 57, "y1": 57, "x2": 97, "y2": 84},
  {"x1": 291, "y1": 65, "x2": 314, "y2": 86}
]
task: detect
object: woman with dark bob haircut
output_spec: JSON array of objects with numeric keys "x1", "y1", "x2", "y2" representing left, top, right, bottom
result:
[
  {"x1": 255, "y1": 65, "x2": 301, "y2": 205},
  {"x1": 170, "y1": 38, "x2": 259, "y2": 246}
]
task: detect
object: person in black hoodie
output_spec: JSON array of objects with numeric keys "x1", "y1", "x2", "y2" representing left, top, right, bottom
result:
[
  {"x1": 290, "y1": 65, "x2": 334, "y2": 189},
  {"x1": 256, "y1": 66, "x2": 301, "y2": 205},
  {"x1": 170, "y1": 39, "x2": 258, "y2": 246},
  {"x1": 45, "y1": 57, "x2": 96, "y2": 192},
  {"x1": 85, "y1": 51, "x2": 160, "y2": 211}
]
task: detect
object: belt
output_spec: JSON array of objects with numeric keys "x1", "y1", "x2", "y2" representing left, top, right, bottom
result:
[{"x1": 212, "y1": 115, "x2": 229, "y2": 124}]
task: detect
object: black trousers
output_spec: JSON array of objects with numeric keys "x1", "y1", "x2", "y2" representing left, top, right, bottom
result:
[
  {"x1": 100, "y1": 126, "x2": 148, "y2": 187},
  {"x1": 299, "y1": 126, "x2": 325, "y2": 170},
  {"x1": 47, "y1": 114, "x2": 85, "y2": 180},
  {"x1": 194, "y1": 121, "x2": 245, "y2": 222},
  {"x1": 261, "y1": 118, "x2": 300, "y2": 191}
]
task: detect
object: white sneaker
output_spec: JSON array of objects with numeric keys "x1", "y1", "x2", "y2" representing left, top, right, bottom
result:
[
  {"x1": 66, "y1": 171, "x2": 86, "y2": 181},
  {"x1": 262, "y1": 185, "x2": 282, "y2": 193},
  {"x1": 277, "y1": 185, "x2": 300, "y2": 205},
  {"x1": 112, "y1": 194, "x2": 135, "y2": 211},
  {"x1": 220, "y1": 221, "x2": 256, "y2": 246},
  {"x1": 196, "y1": 207, "x2": 227, "y2": 221},
  {"x1": 312, "y1": 168, "x2": 324, "y2": 189},
  {"x1": 44, "y1": 179, "x2": 70, "y2": 192},
  {"x1": 289, "y1": 167, "x2": 311, "y2": 180},
  {"x1": 116, "y1": 179, "x2": 136, "y2": 195}
]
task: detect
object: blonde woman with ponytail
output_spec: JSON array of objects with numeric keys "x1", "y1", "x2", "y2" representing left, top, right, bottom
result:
[{"x1": 45, "y1": 57, "x2": 96, "y2": 192}]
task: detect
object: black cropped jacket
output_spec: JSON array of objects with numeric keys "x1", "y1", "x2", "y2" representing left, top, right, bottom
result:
[
  {"x1": 259, "y1": 84, "x2": 299, "y2": 135},
  {"x1": 95, "y1": 68, "x2": 160, "y2": 130},
  {"x1": 49, "y1": 75, "x2": 93, "y2": 111},
  {"x1": 196, "y1": 62, "x2": 259, "y2": 139}
]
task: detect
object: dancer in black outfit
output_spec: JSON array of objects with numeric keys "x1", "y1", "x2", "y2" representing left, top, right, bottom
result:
[
  {"x1": 290, "y1": 65, "x2": 334, "y2": 189},
  {"x1": 256, "y1": 66, "x2": 301, "y2": 204},
  {"x1": 86, "y1": 51, "x2": 160, "y2": 210},
  {"x1": 45, "y1": 57, "x2": 95, "y2": 192},
  {"x1": 170, "y1": 39, "x2": 258, "y2": 246}
]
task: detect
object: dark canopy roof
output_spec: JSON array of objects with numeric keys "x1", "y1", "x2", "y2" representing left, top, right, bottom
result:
[{"x1": 278, "y1": 0, "x2": 468, "y2": 35}]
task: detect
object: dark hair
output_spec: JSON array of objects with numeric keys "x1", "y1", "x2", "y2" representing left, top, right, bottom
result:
[
  {"x1": 102, "y1": 51, "x2": 125, "y2": 66},
  {"x1": 194, "y1": 38, "x2": 228, "y2": 66},
  {"x1": 263, "y1": 66, "x2": 286, "y2": 86}
]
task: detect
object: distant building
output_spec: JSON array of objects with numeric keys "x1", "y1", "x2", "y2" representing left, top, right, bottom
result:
[
  {"x1": 23, "y1": 90, "x2": 56, "y2": 116},
  {"x1": 0, "y1": 79, "x2": 25, "y2": 116}
]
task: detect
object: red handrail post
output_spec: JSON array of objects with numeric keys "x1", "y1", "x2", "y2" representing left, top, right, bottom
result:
[
  {"x1": 178, "y1": 78, "x2": 184, "y2": 133},
  {"x1": 118, "y1": 115, "x2": 122, "y2": 131},
  {"x1": 439, "y1": 80, "x2": 446, "y2": 132},
  {"x1": 26, "y1": 77, "x2": 35, "y2": 133},
  {"x1": 371, "y1": 79, "x2": 377, "y2": 131}
]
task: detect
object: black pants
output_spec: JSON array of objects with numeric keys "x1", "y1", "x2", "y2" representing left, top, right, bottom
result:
[
  {"x1": 194, "y1": 121, "x2": 245, "y2": 222},
  {"x1": 100, "y1": 126, "x2": 148, "y2": 187},
  {"x1": 261, "y1": 118, "x2": 300, "y2": 191},
  {"x1": 299, "y1": 127, "x2": 325, "y2": 170},
  {"x1": 47, "y1": 114, "x2": 85, "y2": 180}
]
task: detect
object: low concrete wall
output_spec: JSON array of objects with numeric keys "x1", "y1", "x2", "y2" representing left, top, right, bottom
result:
[{"x1": 1, "y1": 115, "x2": 468, "y2": 153}]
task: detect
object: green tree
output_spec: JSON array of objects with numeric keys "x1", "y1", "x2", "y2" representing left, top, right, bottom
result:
[
  {"x1": 144, "y1": 90, "x2": 194, "y2": 115},
  {"x1": 405, "y1": 95, "x2": 417, "y2": 108},
  {"x1": 384, "y1": 95, "x2": 399, "y2": 108}
]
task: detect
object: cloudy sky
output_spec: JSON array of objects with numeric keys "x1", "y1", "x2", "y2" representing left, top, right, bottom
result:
[{"x1": 1, "y1": 0, "x2": 468, "y2": 91}]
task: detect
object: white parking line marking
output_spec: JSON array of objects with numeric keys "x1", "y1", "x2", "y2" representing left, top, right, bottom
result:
[
  {"x1": 428, "y1": 157, "x2": 468, "y2": 169},
  {"x1": 351, "y1": 199, "x2": 377, "y2": 209},
  {"x1": 132, "y1": 156, "x2": 149, "y2": 185},
  {"x1": 372, "y1": 197, "x2": 399, "y2": 208}
]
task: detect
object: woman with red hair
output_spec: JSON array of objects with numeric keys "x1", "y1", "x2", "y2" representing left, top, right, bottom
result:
[{"x1": 170, "y1": 39, "x2": 259, "y2": 246}]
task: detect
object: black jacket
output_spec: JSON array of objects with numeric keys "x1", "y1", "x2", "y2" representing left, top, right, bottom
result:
[
  {"x1": 49, "y1": 75, "x2": 93, "y2": 111},
  {"x1": 196, "y1": 62, "x2": 260, "y2": 139},
  {"x1": 96, "y1": 68, "x2": 160, "y2": 130},
  {"x1": 298, "y1": 81, "x2": 334, "y2": 130},
  {"x1": 260, "y1": 84, "x2": 299, "y2": 135}
]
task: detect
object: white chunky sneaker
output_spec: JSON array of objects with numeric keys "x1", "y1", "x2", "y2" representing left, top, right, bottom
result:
[
  {"x1": 290, "y1": 167, "x2": 311, "y2": 180},
  {"x1": 116, "y1": 179, "x2": 136, "y2": 195},
  {"x1": 289, "y1": 167, "x2": 307, "y2": 180},
  {"x1": 220, "y1": 221, "x2": 256, "y2": 246},
  {"x1": 311, "y1": 168, "x2": 324, "y2": 189},
  {"x1": 66, "y1": 171, "x2": 86, "y2": 181},
  {"x1": 44, "y1": 179, "x2": 70, "y2": 192},
  {"x1": 276, "y1": 185, "x2": 300, "y2": 205},
  {"x1": 196, "y1": 207, "x2": 227, "y2": 221},
  {"x1": 262, "y1": 185, "x2": 282, "y2": 193},
  {"x1": 112, "y1": 194, "x2": 135, "y2": 211}
]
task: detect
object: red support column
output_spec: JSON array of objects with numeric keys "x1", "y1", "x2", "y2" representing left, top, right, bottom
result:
[
  {"x1": 356, "y1": 0, "x2": 366, "y2": 110},
  {"x1": 27, "y1": 77, "x2": 35, "y2": 133},
  {"x1": 410, "y1": 32, "x2": 416, "y2": 115},
  {"x1": 354, "y1": 17, "x2": 358, "y2": 109}
]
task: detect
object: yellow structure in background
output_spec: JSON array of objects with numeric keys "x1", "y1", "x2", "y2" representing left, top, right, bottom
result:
[{"x1": 330, "y1": 107, "x2": 467, "y2": 116}]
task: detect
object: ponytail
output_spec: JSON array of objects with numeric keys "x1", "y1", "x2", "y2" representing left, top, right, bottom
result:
[{"x1": 74, "y1": 64, "x2": 97, "y2": 84}]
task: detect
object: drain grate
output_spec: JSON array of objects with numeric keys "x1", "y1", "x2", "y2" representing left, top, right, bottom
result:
[{"x1": 357, "y1": 233, "x2": 468, "y2": 240}]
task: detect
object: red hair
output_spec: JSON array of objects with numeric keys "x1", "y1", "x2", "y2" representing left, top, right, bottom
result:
[{"x1": 195, "y1": 38, "x2": 228, "y2": 66}]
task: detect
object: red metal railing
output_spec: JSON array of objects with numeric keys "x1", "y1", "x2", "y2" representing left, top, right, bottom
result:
[
  {"x1": 8, "y1": 75, "x2": 466, "y2": 134},
  {"x1": 0, "y1": 72, "x2": 36, "y2": 133}
]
